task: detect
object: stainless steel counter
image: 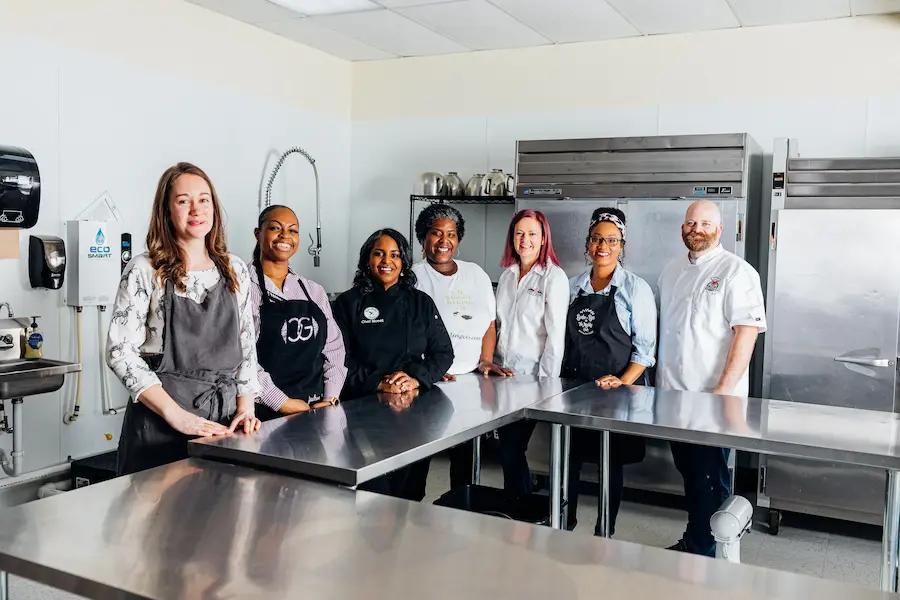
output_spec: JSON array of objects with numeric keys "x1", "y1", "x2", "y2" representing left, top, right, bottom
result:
[
  {"x1": 191, "y1": 374, "x2": 579, "y2": 485},
  {"x1": 524, "y1": 384, "x2": 900, "y2": 591},
  {"x1": 0, "y1": 458, "x2": 890, "y2": 600}
]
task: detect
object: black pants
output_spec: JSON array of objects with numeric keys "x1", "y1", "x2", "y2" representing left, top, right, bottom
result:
[
  {"x1": 448, "y1": 439, "x2": 475, "y2": 489},
  {"x1": 670, "y1": 442, "x2": 731, "y2": 557},
  {"x1": 566, "y1": 429, "x2": 644, "y2": 536},
  {"x1": 359, "y1": 457, "x2": 433, "y2": 502},
  {"x1": 497, "y1": 420, "x2": 537, "y2": 497}
]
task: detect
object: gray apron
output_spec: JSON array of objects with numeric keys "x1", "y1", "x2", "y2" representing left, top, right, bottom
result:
[{"x1": 117, "y1": 277, "x2": 242, "y2": 475}]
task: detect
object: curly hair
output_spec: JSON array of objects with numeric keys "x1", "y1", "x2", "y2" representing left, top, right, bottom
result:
[
  {"x1": 146, "y1": 162, "x2": 238, "y2": 293},
  {"x1": 414, "y1": 203, "x2": 465, "y2": 246},
  {"x1": 352, "y1": 228, "x2": 418, "y2": 294}
]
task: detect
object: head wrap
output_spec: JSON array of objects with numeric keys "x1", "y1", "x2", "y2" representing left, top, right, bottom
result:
[{"x1": 589, "y1": 212, "x2": 626, "y2": 241}]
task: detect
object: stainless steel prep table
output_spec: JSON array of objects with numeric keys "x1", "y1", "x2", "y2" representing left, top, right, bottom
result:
[
  {"x1": 524, "y1": 384, "x2": 900, "y2": 591},
  {"x1": 190, "y1": 373, "x2": 580, "y2": 486},
  {"x1": 0, "y1": 458, "x2": 890, "y2": 600}
]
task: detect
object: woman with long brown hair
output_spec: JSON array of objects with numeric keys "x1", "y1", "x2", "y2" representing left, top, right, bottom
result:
[{"x1": 107, "y1": 162, "x2": 261, "y2": 475}]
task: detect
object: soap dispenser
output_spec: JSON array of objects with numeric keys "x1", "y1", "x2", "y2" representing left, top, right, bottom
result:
[{"x1": 24, "y1": 317, "x2": 43, "y2": 360}]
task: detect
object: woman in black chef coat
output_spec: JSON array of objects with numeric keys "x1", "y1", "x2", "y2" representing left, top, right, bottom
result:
[{"x1": 332, "y1": 228, "x2": 454, "y2": 500}]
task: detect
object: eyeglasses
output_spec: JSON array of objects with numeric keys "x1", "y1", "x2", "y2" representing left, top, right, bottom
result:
[{"x1": 588, "y1": 236, "x2": 623, "y2": 248}]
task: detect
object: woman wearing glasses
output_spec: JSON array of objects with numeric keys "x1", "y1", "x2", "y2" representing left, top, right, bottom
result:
[{"x1": 561, "y1": 207, "x2": 657, "y2": 535}]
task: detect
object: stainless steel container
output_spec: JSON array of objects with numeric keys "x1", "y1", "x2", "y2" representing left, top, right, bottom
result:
[
  {"x1": 416, "y1": 172, "x2": 445, "y2": 196},
  {"x1": 465, "y1": 174, "x2": 485, "y2": 197},
  {"x1": 444, "y1": 172, "x2": 464, "y2": 197},
  {"x1": 481, "y1": 169, "x2": 507, "y2": 196}
]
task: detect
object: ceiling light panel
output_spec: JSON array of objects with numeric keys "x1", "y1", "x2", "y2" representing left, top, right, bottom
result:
[
  {"x1": 269, "y1": 0, "x2": 380, "y2": 16},
  {"x1": 310, "y1": 9, "x2": 468, "y2": 56},
  {"x1": 186, "y1": 0, "x2": 304, "y2": 24},
  {"x1": 397, "y1": 0, "x2": 550, "y2": 51},
  {"x1": 375, "y1": 0, "x2": 457, "y2": 6},
  {"x1": 851, "y1": 0, "x2": 900, "y2": 15},
  {"x1": 605, "y1": 0, "x2": 740, "y2": 35},
  {"x1": 258, "y1": 18, "x2": 395, "y2": 60},
  {"x1": 490, "y1": 0, "x2": 639, "y2": 43},
  {"x1": 728, "y1": 0, "x2": 850, "y2": 27}
]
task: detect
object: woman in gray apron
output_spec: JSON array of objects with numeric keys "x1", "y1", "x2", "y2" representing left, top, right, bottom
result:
[
  {"x1": 561, "y1": 208, "x2": 657, "y2": 535},
  {"x1": 107, "y1": 162, "x2": 261, "y2": 475}
]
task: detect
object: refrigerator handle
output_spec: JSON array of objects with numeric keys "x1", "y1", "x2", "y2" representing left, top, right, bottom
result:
[{"x1": 833, "y1": 356, "x2": 896, "y2": 368}]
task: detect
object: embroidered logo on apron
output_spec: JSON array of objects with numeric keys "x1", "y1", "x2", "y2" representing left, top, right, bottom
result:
[
  {"x1": 363, "y1": 306, "x2": 379, "y2": 320},
  {"x1": 576, "y1": 308, "x2": 596, "y2": 335},
  {"x1": 705, "y1": 276, "x2": 722, "y2": 292},
  {"x1": 280, "y1": 317, "x2": 318, "y2": 343}
]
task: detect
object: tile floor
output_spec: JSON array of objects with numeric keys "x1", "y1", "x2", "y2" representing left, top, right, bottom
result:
[{"x1": 9, "y1": 456, "x2": 883, "y2": 598}]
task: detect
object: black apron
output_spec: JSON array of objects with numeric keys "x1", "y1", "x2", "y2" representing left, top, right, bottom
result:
[
  {"x1": 561, "y1": 285, "x2": 645, "y2": 465},
  {"x1": 254, "y1": 264, "x2": 327, "y2": 420},
  {"x1": 117, "y1": 277, "x2": 242, "y2": 475}
]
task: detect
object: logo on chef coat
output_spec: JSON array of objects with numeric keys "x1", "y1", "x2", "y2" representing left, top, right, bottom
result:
[
  {"x1": 361, "y1": 306, "x2": 384, "y2": 324},
  {"x1": 705, "y1": 276, "x2": 722, "y2": 293},
  {"x1": 576, "y1": 308, "x2": 596, "y2": 335},
  {"x1": 281, "y1": 317, "x2": 318, "y2": 343},
  {"x1": 527, "y1": 287, "x2": 544, "y2": 297}
]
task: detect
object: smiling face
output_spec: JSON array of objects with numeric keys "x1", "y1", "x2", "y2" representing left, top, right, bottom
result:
[
  {"x1": 423, "y1": 218, "x2": 459, "y2": 266},
  {"x1": 256, "y1": 207, "x2": 299, "y2": 263},
  {"x1": 587, "y1": 221, "x2": 623, "y2": 270},
  {"x1": 513, "y1": 216, "x2": 544, "y2": 265},
  {"x1": 368, "y1": 234, "x2": 403, "y2": 289},
  {"x1": 168, "y1": 173, "x2": 214, "y2": 242},
  {"x1": 682, "y1": 200, "x2": 723, "y2": 253}
]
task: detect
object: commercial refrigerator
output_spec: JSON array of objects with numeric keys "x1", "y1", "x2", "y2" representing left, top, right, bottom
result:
[
  {"x1": 513, "y1": 133, "x2": 767, "y2": 497},
  {"x1": 758, "y1": 138, "x2": 900, "y2": 528}
]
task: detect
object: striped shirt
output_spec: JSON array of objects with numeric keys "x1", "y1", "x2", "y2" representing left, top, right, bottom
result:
[{"x1": 249, "y1": 264, "x2": 347, "y2": 410}]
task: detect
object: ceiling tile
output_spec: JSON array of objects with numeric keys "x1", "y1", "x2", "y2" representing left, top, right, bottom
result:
[
  {"x1": 258, "y1": 18, "x2": 395, "y2": 60},
  {"x1": 310, "y1": 8, "x2": 468, "y2": 56},
  {"x1": 605, "y1": 0, "x2": 740, "y2": 35},
  {"x1": 268, "y1": 0, "x2": 380, "y2": 15},
  {"x1": 398, "y1": 0, "x2": 551, "y2": 50},
  {"x1": 186, "y1": 0, "x2": 306, "y2": 24},
  {"x1": 728, "y1": 0, "x2": 850, "y2": 27},
  {"x1": 489, "y1": 0, "x2": 639, "y2": 43},
  {"x1": 851, "y1": 0, "x2": 900, "y2": 14}
]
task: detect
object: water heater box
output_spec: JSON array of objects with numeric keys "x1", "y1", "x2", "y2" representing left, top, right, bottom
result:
[{"x1": 66, "y1": 220, "x2": 120, "y2": 307}]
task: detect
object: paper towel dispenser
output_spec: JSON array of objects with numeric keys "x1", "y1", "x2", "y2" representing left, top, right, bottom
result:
[{"x1": 0, "y1": 145, "x2": 41, "y2": 228}]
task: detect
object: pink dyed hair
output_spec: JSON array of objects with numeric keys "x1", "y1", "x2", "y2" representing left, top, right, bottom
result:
[{"x1": 500, "y1": 209, "x2": 561, "y2": 268}]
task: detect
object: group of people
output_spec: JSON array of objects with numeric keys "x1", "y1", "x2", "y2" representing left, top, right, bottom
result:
[{"x1": 107, "y1": 161, "x2": 766, "y2": 557}]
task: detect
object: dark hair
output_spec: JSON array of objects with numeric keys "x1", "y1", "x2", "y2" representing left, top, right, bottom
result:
[
  {"x1": 353, "y1": 228, "x2": 417, "y2": 294},
  {"x1": 251, "y1": 204, "x2": 296, "y2": 290},
  {"x1": 500, "y1": 209, "x2": 561, "y2": 269},
  {"x1": 414, "y1": 203, "x2": 465, "y2": 245},
  {"x1": 146, "y1": 162, "x2": 238, "y2": 293},
  {"x1": 586, "y1": 206, "x2": 627, "y2": 263}
]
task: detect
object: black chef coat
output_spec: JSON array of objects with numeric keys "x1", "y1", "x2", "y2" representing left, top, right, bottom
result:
[{"x1": 332, "y1": 283, "x2": 454, "y2": 399}]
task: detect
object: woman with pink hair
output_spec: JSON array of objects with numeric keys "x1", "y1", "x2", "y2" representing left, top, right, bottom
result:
[{"x1": 494, "y1": 209, "x2": 569, "y2": 497}]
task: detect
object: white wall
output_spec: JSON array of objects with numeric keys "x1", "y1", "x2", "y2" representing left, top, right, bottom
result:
[
  {"x1": 349, "y1": 15, "x2": 900, "y2": 280},
  {"x1": 0, "y1": 0, "x2": 352, "y2": 477}
]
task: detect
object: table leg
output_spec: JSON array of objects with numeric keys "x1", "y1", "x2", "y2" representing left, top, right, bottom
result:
[
  {"x1": 597, "y1": 430, "x2": 611, "y2": 538},
  {"x1": 0, "y1": 569, "x2": 7, "y2": 600},
  {"x1": 472, "y1": 435, "x2": 481, "y2": 485},
  {"x1": 881, "y1": 469, "x2": 900, "y2": 592},
  {"x1": 561, "y1": 425, "x2": 570, "y2": 525},
  {"x1": 551, "y1": 424, "x2": 569, "y2": 529}
]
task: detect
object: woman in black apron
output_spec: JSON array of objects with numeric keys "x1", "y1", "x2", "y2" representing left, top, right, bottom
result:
[
  {"x1": 250, "y1": 205, "x2": 346, "y2": 421},
  {"x1": 109, "y1": 162, "x2": 261, "y2": 476},
  {"x1": 561, "y1": 208, "x2": 658, "y2": 535}
]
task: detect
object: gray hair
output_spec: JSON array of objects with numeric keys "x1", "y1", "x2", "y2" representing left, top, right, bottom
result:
[{"x1": 414, "y1": 203, "x2": 466, "y2": 245}]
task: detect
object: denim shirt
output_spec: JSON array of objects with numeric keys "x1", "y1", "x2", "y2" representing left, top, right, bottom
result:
[{"x1": 569, "y1": 265, "x2": 658, "y2": 368}]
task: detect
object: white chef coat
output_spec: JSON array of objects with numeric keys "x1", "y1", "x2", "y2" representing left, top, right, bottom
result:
[
  {"x1": 495, "y1": 262, "x2": 569, "y2": 377},
  {"x1": 656, "y1": 244, "x2": 766, "y2": 397},
  {"x1": 413, "y1": 260, "x2": 496, "y2": 375}
]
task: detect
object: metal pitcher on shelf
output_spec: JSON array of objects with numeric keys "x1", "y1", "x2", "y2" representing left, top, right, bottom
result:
[
  {"x1": 465, "y1": 173, "x2": 485, "y2": 197},
  {"x1": 481, "y1": 169, "x2": 507, "y2": 196},
  {"x1": 416, "y1": 172, "x2": 445, "y2": 196},
  {"x1": 505, "y1": 173, "x2": 516, "y2": 197},
  {"x1": 444, "y1": 172, "x2": 464, "y2": 197}
]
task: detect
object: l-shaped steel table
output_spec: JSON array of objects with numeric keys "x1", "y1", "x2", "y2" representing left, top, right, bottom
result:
[{"x1": 524, "y1": 384, "x2": 900, "y2": 592}]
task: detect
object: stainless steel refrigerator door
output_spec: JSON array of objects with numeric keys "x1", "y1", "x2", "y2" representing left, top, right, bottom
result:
[{"x1": 762, "y1": 209, "x2": 900, "y2": 522}]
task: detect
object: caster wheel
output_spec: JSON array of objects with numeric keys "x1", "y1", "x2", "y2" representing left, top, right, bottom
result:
[{"x1": 767, "y1": 509, "x2": 782, "y2": 535}]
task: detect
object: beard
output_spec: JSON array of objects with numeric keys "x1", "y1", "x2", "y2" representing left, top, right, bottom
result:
[{"x1": 682, "y1": 230, "x2": 717, "y2": 253}]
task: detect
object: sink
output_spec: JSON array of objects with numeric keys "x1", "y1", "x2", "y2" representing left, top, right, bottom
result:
[{"x1": 0, "y1": 359, "x2": 81, "y2": 399}]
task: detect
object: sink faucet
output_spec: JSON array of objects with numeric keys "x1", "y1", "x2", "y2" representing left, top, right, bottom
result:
[{"x1": 0, "y1": 303, "x2": 12, "y2": 318}]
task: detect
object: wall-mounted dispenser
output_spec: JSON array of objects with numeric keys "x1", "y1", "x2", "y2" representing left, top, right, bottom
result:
[
  {"x1": 28, "y1": 235, "x2": 66, "y2": 289},
  {"x1": 66, "y1": 220, "x2": 120, "y2": 307},
  {"x1": 0, "y1": 145, "x2": 41, "y2": 228}
]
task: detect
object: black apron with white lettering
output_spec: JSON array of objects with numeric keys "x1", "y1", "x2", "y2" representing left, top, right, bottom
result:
[
  {"x1": 561, "y1": 286, "x2": 645, "y2": 464},
  {"x1": 255, "y1": 265, "x2": 326, "y2": 416},
  {"x1": 117, "y1": 277, "x2": 241, "y2": 475}
]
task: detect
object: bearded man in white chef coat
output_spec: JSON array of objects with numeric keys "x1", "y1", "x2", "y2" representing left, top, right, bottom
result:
[{"x1": 656, "y1": 199, "x2": 766, "y2": 557}]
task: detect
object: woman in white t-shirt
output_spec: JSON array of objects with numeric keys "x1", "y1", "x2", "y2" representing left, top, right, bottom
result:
[
  {"x1": 494, "y1": 209, "x2": 569, "y2": 497},
  {"x1": 412, "y1": 203, "x2": 511, "y2": 491}
]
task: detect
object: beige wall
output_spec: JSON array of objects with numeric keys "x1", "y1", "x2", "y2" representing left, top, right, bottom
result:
[{"x1": 352, "y1": 14, "x2": 900, "y2": 120}]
